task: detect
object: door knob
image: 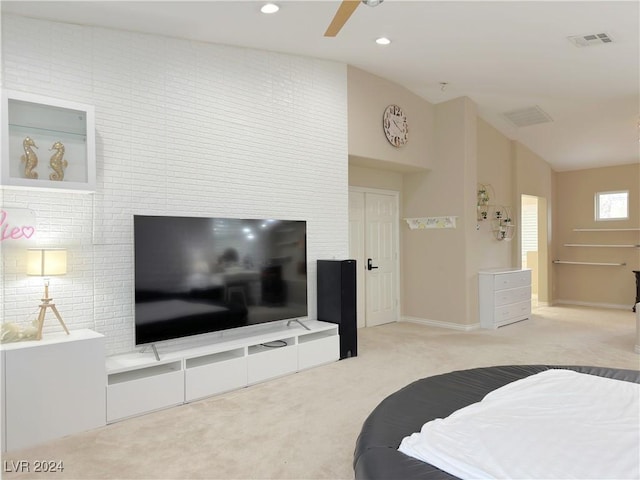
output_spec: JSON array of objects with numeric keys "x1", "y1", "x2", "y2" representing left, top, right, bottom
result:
[{"x1": 367, "y1": 258, "x2": 379, "y2": 271}]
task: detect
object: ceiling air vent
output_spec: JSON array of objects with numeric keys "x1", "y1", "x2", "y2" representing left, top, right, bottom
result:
[
  {"x1": 503, "y1": 106, "x2": 553, "y2": 128},
  {"x1": 567, "y1": 32, "x2": 614, "y2": 47}
]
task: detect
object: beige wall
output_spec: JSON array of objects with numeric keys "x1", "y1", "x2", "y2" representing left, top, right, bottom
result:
[
  {"x1": 348, "y1": 165, "x2": 403, "y2": 192},
  {"x1": 403, "y1": 97, "x2": 478, "y2": 326},
  {"x1": 348, "y1": 65, "x2": 638, "y2": 320},
  {"x1": 346, "y1": 67, "x2": 560, "y2": 328},
  {"x1": 554, "y1": 164, "x2": 640, "y2": 308},
  {"x1": 475, "y1": 118, "x2": 514, "y2": 270},
  {"x1": 347, "y1": 66, "x2": 434, "y2": 171},
  {"x1": 514, "y1": 142, "x2": 554, "y2": 303}
]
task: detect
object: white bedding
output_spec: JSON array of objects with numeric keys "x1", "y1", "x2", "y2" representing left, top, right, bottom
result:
[{"x1": 398, "y1": 369, "x2": 640, "y2": 479}]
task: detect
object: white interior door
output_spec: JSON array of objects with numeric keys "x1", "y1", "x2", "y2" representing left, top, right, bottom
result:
[
  {"x1": 349, "y1": 191, "x2": 366, "y2": 328},
  {"x1": 349, "y1": 188, "x2": 399, "y2": 327}
]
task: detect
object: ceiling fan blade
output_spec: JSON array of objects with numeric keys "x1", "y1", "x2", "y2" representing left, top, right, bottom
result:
[{"x1": 324, "y1": 0, "x2": 360, "y2": 37}]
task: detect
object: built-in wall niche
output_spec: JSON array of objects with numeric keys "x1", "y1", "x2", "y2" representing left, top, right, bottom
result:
[{"x1": 1, "y1": 90, "x2": 96, "y2": 192}]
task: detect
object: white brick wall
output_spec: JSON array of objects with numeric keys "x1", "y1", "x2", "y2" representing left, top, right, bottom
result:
[{"x1": 1, "y1": 15, "x2": 349, "y2": 354}]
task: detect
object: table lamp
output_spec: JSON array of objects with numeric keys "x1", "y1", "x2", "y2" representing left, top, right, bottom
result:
[{"x1": 27, "y1": 248, "x2": 70, "y2": 340}]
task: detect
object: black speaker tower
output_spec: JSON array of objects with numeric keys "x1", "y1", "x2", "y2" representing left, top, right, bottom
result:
[{"x1": 317, "y1": 259, "x2": 357, "y2": 359}]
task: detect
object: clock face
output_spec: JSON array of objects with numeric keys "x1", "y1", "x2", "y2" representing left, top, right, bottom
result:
[{"x1": 383, "y1": 104, "x2": 408, "y2": 147}]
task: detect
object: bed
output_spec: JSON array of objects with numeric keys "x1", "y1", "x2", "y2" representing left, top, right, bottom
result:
[{"x1": 353, "y1": 365, "x2": 640, "y2": 480}]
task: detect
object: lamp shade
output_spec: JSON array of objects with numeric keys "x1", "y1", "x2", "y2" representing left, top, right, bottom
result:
[{"x1": 27, "y1": 249, "x2": 67, "y2": 276}]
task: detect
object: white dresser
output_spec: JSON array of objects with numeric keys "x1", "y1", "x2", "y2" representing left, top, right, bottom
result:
[{"x1": 479, "y1": 268, "x2": 532, "y2": 329}]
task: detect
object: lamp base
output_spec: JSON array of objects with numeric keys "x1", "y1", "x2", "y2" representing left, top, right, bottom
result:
[{"x1": 36, "y1": 297, "x2": 69, "y2": 341}]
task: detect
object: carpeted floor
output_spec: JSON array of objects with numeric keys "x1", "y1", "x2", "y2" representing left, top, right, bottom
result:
[{"x1": 2, "y1": 304, "x2": 639, "y2": 479}]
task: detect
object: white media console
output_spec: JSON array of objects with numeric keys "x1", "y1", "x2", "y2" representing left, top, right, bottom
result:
[
  {"x1": 1, "y1": 321, "x2": 339, "y2": 451},
  {"x1": 105, "y1": 320, "x2": 339, "y2": 423}
]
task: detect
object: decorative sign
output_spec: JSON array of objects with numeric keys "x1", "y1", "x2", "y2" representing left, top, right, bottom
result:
[
  {"x1": 0, "y1": 208, "x2": 37, "y2": 242},
  {"x1": 405, "y1": 216, "x2": 457, "y2": 230}
]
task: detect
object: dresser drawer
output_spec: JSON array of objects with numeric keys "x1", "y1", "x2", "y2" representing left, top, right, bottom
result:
[
  {"x1": 494, "y1": 300, "x2": 531, "y2": 326},
  {"x1": 494, "y1": 285, "x2": 531, "y2": 307},
  {"x1": 493, "y1": 270, "x2": 531, "y2": 291}
]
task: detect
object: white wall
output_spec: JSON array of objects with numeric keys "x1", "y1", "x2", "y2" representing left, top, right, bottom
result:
[{"x1": 1, "y1": 15, "x2": 349, "y2": 354}]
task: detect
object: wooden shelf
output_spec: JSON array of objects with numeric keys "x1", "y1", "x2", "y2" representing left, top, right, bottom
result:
[
  {"x1": 564, "y1": 244, "x2": 640, "y2": 248},
  {"x1": 553, "y1": 260, "x2": 626, "y2": 266},
  {"x1": 561, "y1": 227, "x2": 638, "y2": 267},
  {"x1": 573, "y1": 228, "x2": 640, "y2": 232}
]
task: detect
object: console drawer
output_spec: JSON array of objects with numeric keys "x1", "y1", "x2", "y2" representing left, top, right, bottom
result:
[
  {"x1": 185, "y1": 352, "x2": 247, "y2": 402},
  {"x1": 247, "y1": 342, "x2": 297, "y2": 384},
  {"x1": 298, "y1": 334, "x2": 339, "y2": 370},
  {"x1": 107, "y1": 364, "x2": 184, "y2": 423}
]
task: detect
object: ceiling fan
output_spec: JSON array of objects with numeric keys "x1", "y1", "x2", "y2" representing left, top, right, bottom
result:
[{"x1": 324, "y1": 0, "x2": 383, "y2": 37}]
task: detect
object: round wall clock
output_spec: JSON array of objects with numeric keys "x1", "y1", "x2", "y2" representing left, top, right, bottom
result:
[{"x1": 383, "y1": 104, "x2": 409, "y2": 147}]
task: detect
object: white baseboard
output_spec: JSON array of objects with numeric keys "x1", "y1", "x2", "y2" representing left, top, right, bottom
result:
[
  {"x1": 554, "y1": 299, "x2": 634, "y2": 311},
  {"x1": 533, "y1": 301, "x2": 551, "y2": 308},
  {"x1": 401, "y1": 316, "x2": 480, "y2": 331}
]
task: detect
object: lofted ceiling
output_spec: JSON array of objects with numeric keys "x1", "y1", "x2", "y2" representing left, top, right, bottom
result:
[{"x1": 2, "y1": 0, "x2": 639, "y2": 172}]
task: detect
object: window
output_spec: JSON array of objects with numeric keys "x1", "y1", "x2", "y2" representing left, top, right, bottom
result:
[{"x1": 595, "y1": 190, "x2": 629, "y2": 221}]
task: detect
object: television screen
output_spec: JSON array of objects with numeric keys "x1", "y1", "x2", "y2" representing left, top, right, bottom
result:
[{"x1": 134, "y1": 215, "x2": 307, "y2": 345}]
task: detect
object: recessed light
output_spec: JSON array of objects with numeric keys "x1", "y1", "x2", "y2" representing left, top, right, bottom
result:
[
  {"x1": 376, "y1": 37, "x2": 391, "y2": 45},
  {"x1": 261, "y1": 3, "x2": 279, "y2": 14}
]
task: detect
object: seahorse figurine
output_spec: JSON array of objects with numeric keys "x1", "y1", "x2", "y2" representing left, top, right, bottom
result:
[
  {"x1": 48, "y1": 141, "x2": 68, "y2": 181},
  {"x1": 20, "y1": 137, "x2": 39, "y2": 179}
]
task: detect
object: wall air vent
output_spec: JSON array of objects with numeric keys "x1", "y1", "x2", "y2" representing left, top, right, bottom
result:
[
  {"x1": 503, "y1": 106, "x2": 553, "y2": 128},
  {"x1": 567, "y1": 33, "x2": 614, "y2": 47}
]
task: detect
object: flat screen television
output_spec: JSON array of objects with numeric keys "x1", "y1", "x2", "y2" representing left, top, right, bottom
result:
[{"x1": 134, "y1": 215, "x2": 308, "y2": 345}]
